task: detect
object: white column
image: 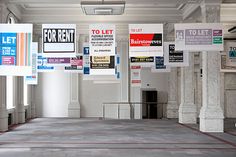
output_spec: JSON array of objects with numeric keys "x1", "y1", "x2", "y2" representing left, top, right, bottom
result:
[
  {"x1": 196, "y1": 52, "x2": 202, "y2": 117},
  {"x1": 167, "y1": 68, "x2": 178, "y2": 118},
  {"x1": 179, "y1": 54, "x2": 197, "y2": 123},
  {"x1": 31, "y1": 85, "x2": 36, "y2": 118},
  {"x1": 199, "y1": 0, "x2": 224, "y2": 132},
  {"x1": 68, "y1": 73, "x2": 80, "y2": 117},
  {"x1": 0, "y1": 76, "x2": 8, "y2": 131},
  {"x1": 17, "y1": 77, "x2": 25, "y2": 123},
  {"x1": 27, "y1": 85, "x2": 32, "y2": 119},
  {"x1": 0, "y1": 3, "x2": 8, "y2": 131},
  {"x1": 220, "y1": 73, "x2": 225, "y2": 114},
  {"x1": 13, "y1": 76, "x2": 18, "y2": 124}
]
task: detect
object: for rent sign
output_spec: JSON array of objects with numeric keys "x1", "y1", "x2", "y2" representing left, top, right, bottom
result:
[{"x1": 42, "y1": 24, "x2": 76, "y2": 57}]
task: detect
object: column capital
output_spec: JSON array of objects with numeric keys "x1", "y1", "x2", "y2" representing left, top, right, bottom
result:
[
  {"x1": 201, "y1": 0, "x2": 221, "y2": 23},
  {"x1": 201, "y1": 0, "x2": 222, "y2": 6}
]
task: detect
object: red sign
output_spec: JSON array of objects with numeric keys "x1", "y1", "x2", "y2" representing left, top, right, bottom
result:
[{"x1": 130, "y1": 34, "x2": 162, "y2": 47}]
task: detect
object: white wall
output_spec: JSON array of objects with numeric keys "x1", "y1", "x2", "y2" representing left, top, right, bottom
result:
[
  {"x1": 80, "y1": 79, "x2": 121, "y2": 117},
  {"x1": 131, "y1": 68, "x2": 169, "y2": 102},
  {"x1": 79, "y1": 40, "x2": 127, "y2": 118},
  {"x1": 35, "y1": 71, "x2": 70, "y2": 117},
  {"x1": 131, "y1": 67, "x2": 169, "y2": 119},
  {"x1": 141, "y1": 68, "x2": 169, "y2": 92},
  {"x1": 224, "y1": 73, "x2": 236, "y2": 118}
]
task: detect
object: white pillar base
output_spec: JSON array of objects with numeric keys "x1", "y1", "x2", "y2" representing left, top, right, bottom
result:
[
  {"x1": 27, "y1": 105, "x2": 32, "y2": 119},
  {"x1": 31, "y1": 105, "x2": 36, "y2": 118},
  {"x1": 166, "y1": 101, "x2": 178, "y2": 118},
  {"x1": 179, "y1": 103, "x2": 197, "y2": 124},
  {"x1": 199, "y1": 106, "x2": 224, "y2": 132},
  {"x1": 68, "y1": 102, "x2": 80, "y2": 118},
  {"x1": 0, "y1": 109, "x2": 8, "y2": 132},
  {"x1": 18, "y1": 105, "x2": 25, "y2": 124}
]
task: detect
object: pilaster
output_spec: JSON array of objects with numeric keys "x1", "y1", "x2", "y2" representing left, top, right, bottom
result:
[
  {"x1": 17, "y1": 77, "x2": 25, "y2": 123},
  {"x1": 179, "y1": 53, "x2": 197, "y2": 124},
  {"x1": 167, "y1": 68, "x2": 178, "y2": 118},
  {"x1": 199, "y1": 0, "x2": 224, "y2": 132},
  {"x1": 68, "y1": 73, "x2": 80, "y2": 117},
  {"x1": 0, "y1": 76, "x2": 8, "y2": 132}
]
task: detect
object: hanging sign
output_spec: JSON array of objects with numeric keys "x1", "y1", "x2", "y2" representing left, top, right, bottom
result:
[
  {"x1": 220, "y1": 54, "x2": 236, "y2": 72},
  {"x1": 83, "y1": 43, "x2": 90, "y2": 75},
  {"x1": 226, "y1": 42, "x2": 236, "y2": 67},
  {"x1": 131, "y1": 65, "x2": 141, "y2": 87},
  {"x1": 164, "y1": 42, "x2": 189, "y2": 67},
  {"x1": 175, "y1": 23, "x2": 224, "y2": 51},
  {"x1": 0, "y1": 24, "x2": 33, "y2": 76},
  {"x1": 130, "y1": 56, "x2": 154, "y2": 67},
  {"x1": 151, "y1": 56, "x2": 170, "y2": 73},
  {"x1": 90, "y1": 56, "x2": 114, "y2": 69},
  {"x1": 47, "y1": 57, "x2": 71, "y2": 66},
  {"x1": 42, "y1": 24, "x2": 76, "y2": 57},
  {"x1": 90, "y1": 55, "x2": 115, "y2": 75},
  {"x1": 37, "y1": 54, "x2": 55, "y2": 72},
  {"x1": 89, "y1": 24, "x2": 115, "y2": 56},
  {"x1": 129, "y1": 24, "x2": 163, "y2": 57},
  {"x1": 116, "y1": 55, "x2": 120, "y2": 79},
  {"x1": 64, "y1": 55, "x2": 83, "y2": 73},
  {"x1": 92, "y1": 55, "x2": 120, "y2": 83},
  {"x1": 25, "y1": 42, "x2": 38, "y2": 84},
  {"x1": 130, "y1": 57, "x2": 154, "y2": 63}
]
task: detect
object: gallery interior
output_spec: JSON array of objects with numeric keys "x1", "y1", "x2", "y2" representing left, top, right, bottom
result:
[{"x1": 0, "y1": 0, "x2": 236, "y2": 156}]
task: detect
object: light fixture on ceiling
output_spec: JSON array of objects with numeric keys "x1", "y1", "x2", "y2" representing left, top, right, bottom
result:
[
  {"x1": 81, "y1": 0, "x2": 125, "y2": 15},
  {"x1": 228, "y1": 26, "x2": 236, "y2": 33}
]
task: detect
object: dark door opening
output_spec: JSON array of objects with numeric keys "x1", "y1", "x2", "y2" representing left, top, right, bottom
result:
[{"x1": 142, "y1": 90, "x2": 158, "y2": 119}]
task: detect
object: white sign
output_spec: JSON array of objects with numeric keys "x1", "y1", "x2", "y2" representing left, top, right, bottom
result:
[
  {"x1": 226, "y1": 42, "x2": 236, "y2": 67},
  {"x1": 220, "y1": 54, "x2": 236, "y2": 72},
  {"x1": 175, "y1": 23, "x2": 224, "y2": 51},
  {"x1": 83, "y1": 75, "x2": 117, "y2": 81},
  {"x1": 164, "y1": 42, "x2": 189, "y2": 67},
  {"x1": 0, "y1": 24, "x2": 33, "y2": 76},
  {"x1": 42, "y1": 24, "x2": 76, "y2": 57},
  {"x1": 131, "y1": 65, "x2": 141, "y2": 87},
  {"x1": 129, "y1": 24, "x2": 163, "y2": 57},
  {"x1": 89, "y1": 24, "x2": 115, "y2": 56},
  {"x1": 25, "y1": 42, "x2": 38, "y2": 84}
]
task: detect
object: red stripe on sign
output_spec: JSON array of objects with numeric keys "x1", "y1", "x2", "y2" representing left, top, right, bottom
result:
[
  {"x1": 131, "y1": 66, "x2": 141, "y2": 69},
  {"x1": 132, "y1": 80, "x2": 141, "y2": 83},
  {"x1": 130, "y1": 34, "x2": 162, "y2": 47},
  {"x1": 130, "y1": 34, "x2": 154, "y2": 46}
]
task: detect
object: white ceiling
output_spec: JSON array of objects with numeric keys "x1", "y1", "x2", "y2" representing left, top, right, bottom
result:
[{"x1": 3, "y1": 0, "x2": 236, "y2": 37}]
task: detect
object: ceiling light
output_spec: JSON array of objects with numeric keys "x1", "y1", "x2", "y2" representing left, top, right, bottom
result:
[
  {"x1": 81, "y1": 1, "x2": 125, "y2": 15},
  {"x1": 94, "y1": 8, "x2": 113, "y2": 15}
]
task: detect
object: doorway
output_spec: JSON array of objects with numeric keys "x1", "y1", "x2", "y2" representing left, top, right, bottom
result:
[{"x1": 142, "y1": 90, "x2": 158, "y2": 119}]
